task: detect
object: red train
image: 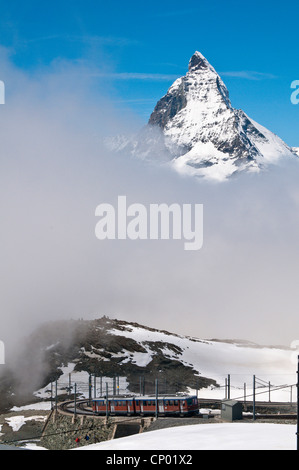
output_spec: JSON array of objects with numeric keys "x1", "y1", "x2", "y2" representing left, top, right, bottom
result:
[{"x1": 92, "y1": 395, "x2": 199, "y2": 417}]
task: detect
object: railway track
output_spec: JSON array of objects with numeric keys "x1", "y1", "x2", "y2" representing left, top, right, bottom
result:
[
  {"x1": 58, "y1": 399, "x2": 94, "y2": 416},
  {"x1": 57, "y1": 397, "x2": 298, "y2": 420}
]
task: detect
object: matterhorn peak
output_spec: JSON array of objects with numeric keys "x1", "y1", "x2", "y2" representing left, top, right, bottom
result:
[
  {"x1": 188, "y1": 51, "x2": 212, "y2": 72},
  {"x1": 112, "y1": 52, "x2": 298, "y2": 181},
  {"x1": 146, "y1": 52, "x2": 298, "y2": 180}
]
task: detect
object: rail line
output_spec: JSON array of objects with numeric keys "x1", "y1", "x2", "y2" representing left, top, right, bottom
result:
[{"x1": 56, "y1": 397, "x2": 298, "y2": 421}]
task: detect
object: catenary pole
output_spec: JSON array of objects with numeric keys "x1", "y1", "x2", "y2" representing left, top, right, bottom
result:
[
  {"x1": 74, "y1": 383, "x2": 77, "y2": 417},
  {"x1": 297, "y1": 356, "x2": 299, "y2": 450},
  {"x1": 55, "y1": 380, "x2": 58, "y2": 411},
  {"x1": 89, "y1": 374, "x2": 92, "y2": 404},
  {"x1": 253, "y1": 375, "x2": 256, "y2": 421},
  {"x1": 155, "y1": 379, "x2": 158, "y2": 418},
  {"x1": 106, "y1": 382, "x2": 109, "y2": 419}
]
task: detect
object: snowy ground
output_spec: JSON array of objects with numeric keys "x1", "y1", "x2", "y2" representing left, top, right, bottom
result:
[
  {"x1": 21, "y1": 422, "x2": 297, "y2": 451},
  {"x1": 5, "y1": 415, "x2": 47, "y2": 432},
  {"x1": 71, "y1": 422, "x2": 296, "y2": 451}
]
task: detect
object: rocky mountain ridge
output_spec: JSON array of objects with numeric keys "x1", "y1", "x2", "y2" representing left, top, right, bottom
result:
[
  {"x1": 0, "y1": 316, "x2": 296, "y2": 414},
  {"x1": 0, "y1": 317, "x2": 216, "y2": 412}
]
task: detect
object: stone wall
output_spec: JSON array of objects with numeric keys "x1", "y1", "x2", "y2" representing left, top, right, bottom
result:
[{"x1": 40, "y1": 411, "x2": 113, "y2": 450}]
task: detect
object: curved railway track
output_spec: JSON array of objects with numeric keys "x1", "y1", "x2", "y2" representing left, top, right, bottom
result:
[{"x1": 57, "y1": 397, "x2": 298, "y2": 420}]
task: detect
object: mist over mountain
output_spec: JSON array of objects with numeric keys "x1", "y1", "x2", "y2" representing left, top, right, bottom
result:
[{"x1": 1, "y1": 46, "x2": 299, "y2": 367}]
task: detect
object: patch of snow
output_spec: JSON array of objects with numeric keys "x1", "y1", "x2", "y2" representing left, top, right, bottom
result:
[
  {"x1": 5, "y1": 415, "x2": 47, "y2": 432},
  {"x1": 107, "y1": 325, "x2": 296, "y2": 403},
  {"x1": 291, "y1": 147, "x2": 299, "y2": 157},
  {"x1": 10, "y1": 402, "x2": 52, "y2": 412}
]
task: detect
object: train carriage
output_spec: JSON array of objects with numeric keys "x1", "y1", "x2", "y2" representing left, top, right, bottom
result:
[
  {"x1": 92, "y1": 395, "x2": 199, "y2": 417},
  {"x1": 135, "y1": 395, "x2": 199, "y2": 416},
  {"x1": 92, "y1": 397, "x2": 135, "y2": 415}
]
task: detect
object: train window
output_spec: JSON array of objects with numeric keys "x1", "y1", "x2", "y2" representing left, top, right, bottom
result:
[
  {"x1": 136, "y1": 400, "x2": 139, "y2": 406},
  {"x1": 129, "y1": 401, "x2": 132, "y2": 406},
  {"x1": 169, "y1": 400, "x2": 174, "y2": 406},
  {"x1": 165, "y1": 400, "x2": 168, "y2": 406},
  {"x1": 174, "y1": 400, "x2": 178, "y2": 405}
]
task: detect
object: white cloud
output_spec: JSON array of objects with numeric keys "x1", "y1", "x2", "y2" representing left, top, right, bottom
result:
[
  {"x1": 220, "y1": 71, "x2": 277, "y2": 80},
  {"x1": 0, "y1": 46, "x2": 299, "y2": 358}
]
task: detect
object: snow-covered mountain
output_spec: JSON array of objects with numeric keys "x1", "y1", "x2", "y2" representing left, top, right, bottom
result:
[
  {"x1": 112, "y1": 52, "x2": 298, "y2": 181},
  {"x1": 1, "y1": 317, "x2": 296, "y2": 410}
]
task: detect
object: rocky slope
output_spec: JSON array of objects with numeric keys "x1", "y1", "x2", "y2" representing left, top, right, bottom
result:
[
  {"x1": 0, "y1": 317, "x2": 216, "y2": 412},
  {"x1": 0, "y1": 317, "x2": 296, "y2": 412}
]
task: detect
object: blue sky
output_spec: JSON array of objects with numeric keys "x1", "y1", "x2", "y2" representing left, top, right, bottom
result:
[{"x1": 0, "y1": 0, "x2": 298, "y2": 145}]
